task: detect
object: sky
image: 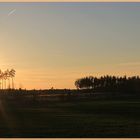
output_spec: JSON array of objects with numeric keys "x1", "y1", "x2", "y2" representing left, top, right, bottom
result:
[
  {"x1": 0, "y1": 0, "x2": 140, "y2": 2},
  {"x1": 0, "y1": 2, "x2": 140, "y2": 89}
]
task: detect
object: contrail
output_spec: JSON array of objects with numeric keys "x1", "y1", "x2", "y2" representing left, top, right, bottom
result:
[{"x1": 8, "y1": 9, "x2": 16, "y2": 16}]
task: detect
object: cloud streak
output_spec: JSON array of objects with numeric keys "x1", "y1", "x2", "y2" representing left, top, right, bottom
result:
[
  {"x1": 118, "y1": 62, "x2": 140, "y2": 66},
  {"x1": 8, "y1": 9, "x2": 16, "y2": 16}
]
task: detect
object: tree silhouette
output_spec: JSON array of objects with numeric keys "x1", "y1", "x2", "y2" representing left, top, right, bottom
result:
[
  {"x1": 9, "y1": 69, "x2": 16, "y2": 89},
  {"x1": 0, "y1": 69, "x2": 16, "y2": 90},
  {"x1": 75, "y1": 76, "x2": 94, "y2": 89},
  {"x1": 0, "y1": 70, "x2": 3, "y2": 90},
  {"x1": 3, "y1": 70, "x2": 8, "y2": 89},
  {"x1": 75, "y1": 75, "x2": 140, "y2": 93}
]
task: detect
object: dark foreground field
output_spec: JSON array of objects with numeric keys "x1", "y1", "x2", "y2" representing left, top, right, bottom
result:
[{"x1": 0, "y1": 90, "x2": 140, "y2": 137}]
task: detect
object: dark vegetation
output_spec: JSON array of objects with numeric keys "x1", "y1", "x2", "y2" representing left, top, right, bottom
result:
[
  {"x1": 75, "y1": 75, "x2": 140, "y2": 93},
  {"x1": 0, "y1": 75, "x2": 140, "y2": 137},
  {"x1": 0, "y1": 88, "x2": 140, "y2": 137}
]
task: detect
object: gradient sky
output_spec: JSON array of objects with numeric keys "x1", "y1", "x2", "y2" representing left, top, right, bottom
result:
[
  {"x1": 1, "y1": 1, "x2": 140, "y2": 2},
  {"x1": 0, "y1": 2, "x2": 140, "y2": 89}
]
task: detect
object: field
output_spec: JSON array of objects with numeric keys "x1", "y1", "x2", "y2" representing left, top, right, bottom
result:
[{"x1": 0, "y1": 90, "x2": 140, "y2": 137}]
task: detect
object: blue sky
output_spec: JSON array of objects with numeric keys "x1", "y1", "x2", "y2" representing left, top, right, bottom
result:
[{"x1": 0, "y1": 2, "x2": 140, "y2": 89}]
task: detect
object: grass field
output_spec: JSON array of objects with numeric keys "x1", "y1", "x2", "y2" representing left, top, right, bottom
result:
[{"x1": 0, "y1": 91, "x2": 140, "y2": 137}]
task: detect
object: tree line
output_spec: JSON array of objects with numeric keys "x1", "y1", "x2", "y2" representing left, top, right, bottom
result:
[
  {"x1": 0, "y1": 69, "x2": 16, "y2": 90},
  {"x1": 75, "y1": 75, "x2": 140, "y2": 93}
]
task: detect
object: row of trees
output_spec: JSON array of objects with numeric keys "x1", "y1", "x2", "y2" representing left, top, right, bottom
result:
[
  {"x1": 75, "y1": 75, "x2": 140, "y2": 92},
  {"x1": 0, "y1": 69, "x2": 16, "y2": 90}
]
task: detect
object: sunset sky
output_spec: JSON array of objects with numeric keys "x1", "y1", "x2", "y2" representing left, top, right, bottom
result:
[{"x1": 0, "y1": 2, "x2": 140, "y2": 89}]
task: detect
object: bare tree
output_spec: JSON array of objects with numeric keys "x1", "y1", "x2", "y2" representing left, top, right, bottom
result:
[
  {"x1": 4, "y1": 70, "x2": 8, "y2": 89},
  {"x1": 0, "y1": 70, "x2": 2, "y2": 89},
  {"x1": 0, "y1": 69, "x2": 15, "y2": 90},
  {"x1": 9, "y1": 69, "x2": 16, "y2": 89}
]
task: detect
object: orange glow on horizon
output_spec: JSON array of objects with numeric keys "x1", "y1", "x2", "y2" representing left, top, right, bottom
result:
[{"x1": 14, "y1": 67, "x2": 140, "y2": 90}]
